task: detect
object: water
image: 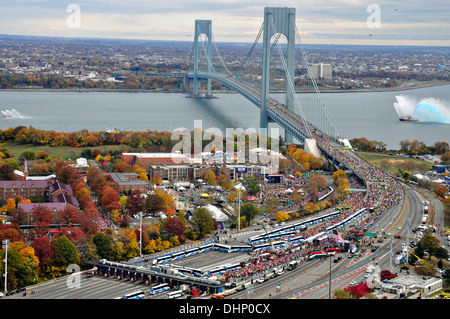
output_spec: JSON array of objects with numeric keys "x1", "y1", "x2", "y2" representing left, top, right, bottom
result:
[{"x1": 0, "y1": 84, "x2": 449, "y2": 150}]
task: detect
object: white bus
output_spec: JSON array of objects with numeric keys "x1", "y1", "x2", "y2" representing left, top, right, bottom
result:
[
  {"x1": 167, "y1": 290, "x2": 183, "y2": 299},
  {"x1": 150, "y1": 283, "x2": 170, "y2": 295},
  {"x1": 121, "y1": 290, "x2": 145, "y2": 299}
]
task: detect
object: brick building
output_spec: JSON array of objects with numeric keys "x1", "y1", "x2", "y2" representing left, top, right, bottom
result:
[
  {"x1": 107, "y1": 172, "x2": 153, "y2": 195},
  {"x1": 0, "y1": 180, "x2": 51, "y2": 201},
  {"x1": 122, "y1": 152, "x2": 191, "y2": 170}
]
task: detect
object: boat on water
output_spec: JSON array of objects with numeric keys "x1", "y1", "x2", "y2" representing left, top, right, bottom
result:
[
  {"x1": 2, "y1": 109, "x2": 21, "y2": 118},
  {"x1": 399, "y1": 115, "x2": 418, "y2": 122}
]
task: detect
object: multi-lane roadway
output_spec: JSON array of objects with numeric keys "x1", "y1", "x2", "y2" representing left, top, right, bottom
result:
[{"x1": 4, "y1": 181, "x2": 446, "y2": 300}]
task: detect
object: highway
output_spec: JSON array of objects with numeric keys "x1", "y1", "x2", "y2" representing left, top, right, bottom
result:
[{"x1": 4, "y1": 181, "x2": 446, "y2": 300}]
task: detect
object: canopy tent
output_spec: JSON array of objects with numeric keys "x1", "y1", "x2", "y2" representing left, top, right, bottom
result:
[{"x1": 204, "y1": 204, "x2": 229, "y2": 222}]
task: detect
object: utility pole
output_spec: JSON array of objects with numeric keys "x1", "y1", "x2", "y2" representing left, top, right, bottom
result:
[{"x1": 2, "y1": 239, "x2": 9, "y2": 294}]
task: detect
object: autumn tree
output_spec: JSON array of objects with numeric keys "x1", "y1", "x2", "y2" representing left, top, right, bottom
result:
[
  {"x1": 144, "y1": 193, "x2": 166, "y2": 217},
  {"x1": 0, "y1": 163, "x2": 15, "y2": 180},
  {"x1": 0, "y1": 224, "x2": 24, "y2": 243},
  {"x1": 217, "y1": 174, "x2": 233, "y2": 190},
  {"x1": 113, "y1": 160, "x2": 131, "y2": 173},
  {"x1": 31, "y1": 236, "x2": 53, "y2": 270},
  {"x1": 127, "y1": 189, "x2": 145, "y2": 214},
  {"x1": 190, "y1": 207, "x2": 215, "y2": 239},
  {"x1": 276, "y1": 211, "x2": 290, "y2": 223},
  {"x1": 100, "y1": 185, "x2": 120, "y2": 212},
  {"x1": 54, "y1": 159, "x2": 83, "y2": 190},
  {"x1": 306, "y1": 175, "x2": 328, "y2": 194},
  {"x1": 162, "y1": 217, "x2": 186, "y2": 243},
  {"x1": 204, "y1": 169, "x2": 216, "y2": 186},
  {"x1": 31, "y1": 205, "x2": 55, "y2": 238},
  {"x1": 57, "y1": 206, "x2": 81, "y2": 226}
]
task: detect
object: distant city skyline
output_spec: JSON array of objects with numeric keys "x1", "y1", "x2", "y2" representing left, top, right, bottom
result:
[{"x1": 0, "y1": 0, "x2": 449, "y2": 46}]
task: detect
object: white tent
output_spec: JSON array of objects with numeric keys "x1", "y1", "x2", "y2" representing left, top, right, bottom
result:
[{"x1": 204, "y1": 204, "x2": 229, "y2": 222}]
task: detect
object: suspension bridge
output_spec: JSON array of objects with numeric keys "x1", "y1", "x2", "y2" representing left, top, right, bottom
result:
[{"x1": 185, "y1": 7, "x2": 342, "y2": 148}]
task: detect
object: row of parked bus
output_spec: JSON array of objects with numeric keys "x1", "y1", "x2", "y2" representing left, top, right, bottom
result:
[{"x1": 119, "y1": 283, "x2": 187, "y2": 299}]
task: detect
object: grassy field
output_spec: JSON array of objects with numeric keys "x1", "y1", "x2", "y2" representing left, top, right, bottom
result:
[
  {"x1": 357, "y1": 151, "x2": 433, "y2": 173},
  {"x1": 4, "y1": 143, "x2": 132, "y2": 160}
]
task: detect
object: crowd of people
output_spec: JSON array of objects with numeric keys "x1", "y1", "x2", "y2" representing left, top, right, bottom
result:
[{"x1": 222, "y1": 137, "x2": 404, "y2": 283}]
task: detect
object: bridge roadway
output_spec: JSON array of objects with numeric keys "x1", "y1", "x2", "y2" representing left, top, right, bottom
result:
[{"x1": 188, "y1": 72, "x2": 323, "y2": 143}]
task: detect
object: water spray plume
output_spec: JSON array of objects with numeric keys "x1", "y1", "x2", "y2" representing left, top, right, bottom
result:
[
  {"x1": 393, "y1": 96, "x2": 450, "y2": 124},
  {"x1": 1, "y1": 109, "x2": 24, "y2": 118}
]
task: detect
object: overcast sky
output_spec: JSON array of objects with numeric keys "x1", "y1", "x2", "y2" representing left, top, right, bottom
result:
[{"x1": 0, "y1": 0, "x2": 449, "y2": 46}]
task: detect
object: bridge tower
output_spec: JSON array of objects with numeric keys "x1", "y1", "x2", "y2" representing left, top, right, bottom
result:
[
  {"x1": 193, "y1": 20, "x2": 213, "y2": 97},
  {"x1": 261, "y1": 7, "x2": 296, "y2": 144}
]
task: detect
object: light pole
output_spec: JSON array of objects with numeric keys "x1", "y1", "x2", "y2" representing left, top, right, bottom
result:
[
  {"x1": 406, "y1": 218, "x2": 411, "y2": 264},
  {"x1": 238, "y1": 191, "x2": 241, "y2": 232},
  {"x1": 2, "y1": 239, "x2": 9, "y2": 294},
  {"x1": 139, "y1": 211, "x2": 143, "y2": 257},
  {"x1": 327, "y1": 232, "x2": 333, "y2": 299}
]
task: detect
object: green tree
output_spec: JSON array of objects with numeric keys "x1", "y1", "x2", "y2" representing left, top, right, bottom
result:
[
  {"x1": 433, "y1": 246, "x2": 449, "y2": 260},
  {"x1": 242, "y1": 176, "x2": 261, "y2": 195},
  {"x1": 419, "y1": 234, "x2": 440, "y2": 260},
  {"x1": 51, "y1": 235, "x2": 80, "y2": 267},
  {"x1": 191, "y1": 207, "x2": 215, "y2": 239},
  {"x1": 240, "y1": 202, "x2": 260, "y2": 227},
  {"x1": 93, "y1": 233, "x2": 114, "y2": 260}
]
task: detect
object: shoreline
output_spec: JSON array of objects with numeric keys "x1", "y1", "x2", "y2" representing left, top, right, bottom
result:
[{"x1": 1, "y1": 81, "x2": 449, "y2": 94}]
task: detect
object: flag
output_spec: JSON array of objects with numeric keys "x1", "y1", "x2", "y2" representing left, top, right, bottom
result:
[{"x1": 332, "y1": 230, "x2": 344, "y2": 243}]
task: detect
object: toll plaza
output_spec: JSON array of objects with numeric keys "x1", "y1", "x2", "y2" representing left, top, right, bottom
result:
[{"x1": 88, "y1": 259, "x2": 223, "y2": 295}]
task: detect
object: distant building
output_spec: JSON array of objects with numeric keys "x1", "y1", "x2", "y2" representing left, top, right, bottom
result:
[
  {"x1": 122, "y1": 152, "x2": 191, "y2": 170},
  {"x1": 309, "y1": 63, "x2": 332, "y2": 80},
  {"x1": 107, "y1": 172, "x2": 153, "y2": 195},
  {"x1": 149, "y1": 163, "x2": 274, "y2": 183},
  {"x1": 9, "y1": 180, "x2": 80, "y2": 213}
]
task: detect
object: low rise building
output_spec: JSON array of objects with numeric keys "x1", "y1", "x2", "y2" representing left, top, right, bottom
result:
[
  {"x1": 373, "y1": 274, "x2": 442, "y2": 299},
  {"x1": 122, "y1": 152, "x2": 191, "y2": 170},
  {"x1": 107, "y1": 172, "x2": 152, "y2": 195}
]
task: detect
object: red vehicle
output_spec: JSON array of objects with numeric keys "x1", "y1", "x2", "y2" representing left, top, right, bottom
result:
[{"x1": 380, "y1": 270, "x2": 397, "y2": 281}]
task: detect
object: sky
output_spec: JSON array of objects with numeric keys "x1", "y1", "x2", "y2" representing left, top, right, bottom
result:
[{"x1": 0, "y1": 0, "x2": 449, "y2": 46}]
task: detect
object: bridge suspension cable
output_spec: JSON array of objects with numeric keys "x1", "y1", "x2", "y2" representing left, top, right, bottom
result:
[
  {"x1": 268, "y1": 14, "x2": 312, "y2": 139},
  {"x1": 239, "y1": 23, "x2": 264, "y2": 70},
  {"x1": 289, "y1": 15, "x2": 341, "y2": 141}
]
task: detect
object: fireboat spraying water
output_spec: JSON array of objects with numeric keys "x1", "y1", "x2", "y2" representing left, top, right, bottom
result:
[
  {"x1": 393, "y1": 95, "x2": 450, "y2": 124},
  {"x1": 1, "y1": 109, "x2": 23, "y2": 118}
]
